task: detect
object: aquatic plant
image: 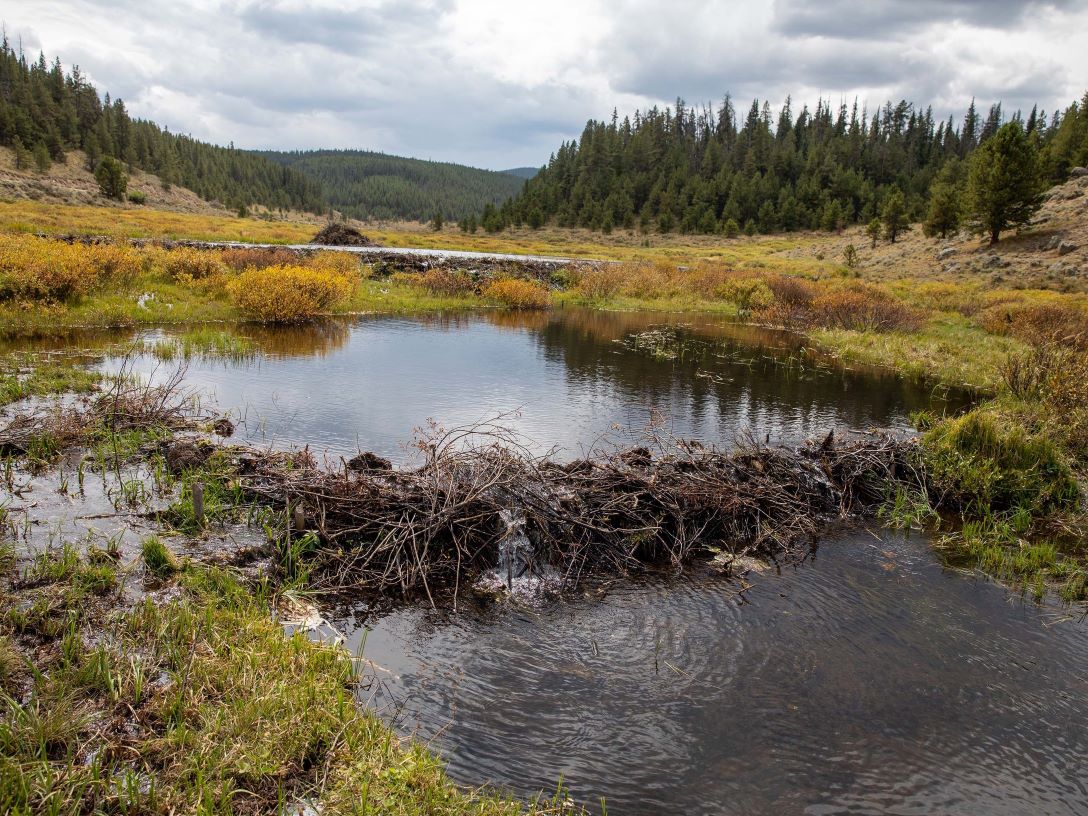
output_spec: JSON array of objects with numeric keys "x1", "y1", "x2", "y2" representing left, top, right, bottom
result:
[{"x1": 141, "y1": 535, "x2": 181, "y2": 577}]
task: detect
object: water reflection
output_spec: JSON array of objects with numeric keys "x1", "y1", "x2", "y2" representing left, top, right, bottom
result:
[{"x1": 91, "y1": 308, "x2": 967, "y2": 461}]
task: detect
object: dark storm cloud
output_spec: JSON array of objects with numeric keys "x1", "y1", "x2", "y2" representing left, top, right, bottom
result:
[{"x1": 772, "y1": 0, "x2": 1084, "y2": 38}]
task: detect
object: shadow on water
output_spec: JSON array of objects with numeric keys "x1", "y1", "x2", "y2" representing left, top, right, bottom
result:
[{"x1": 67, "y1": 307, "x2": 972, "y2": 462}]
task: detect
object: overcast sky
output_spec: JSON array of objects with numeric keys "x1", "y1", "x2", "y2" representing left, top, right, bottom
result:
[{"x1": 9, "y1": 1, "x2": 1088, "y2": 170}]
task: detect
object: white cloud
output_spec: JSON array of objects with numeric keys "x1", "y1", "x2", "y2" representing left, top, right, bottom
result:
[{"x1": 6, "y1": 0, "x2": 1088, "y2": 169}]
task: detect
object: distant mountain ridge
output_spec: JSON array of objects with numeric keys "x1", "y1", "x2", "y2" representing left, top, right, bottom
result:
[
  {"x1": 502, "y1": 167, "x2": 541, "y2": 180},
  {"x1": 259, "y1": 149, "x2": 527, "y2": 222}
]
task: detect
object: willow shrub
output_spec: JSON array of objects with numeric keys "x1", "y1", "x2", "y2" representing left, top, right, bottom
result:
[
  {"x1": 483, "y1": 277, "x2": 551, "y2": 309},
  {"x1": 0, "y1": 235, "x2": 145, "y2": 302},
  {"x1": 227, "y1": 265, "x2": 355, "y2": 322}
]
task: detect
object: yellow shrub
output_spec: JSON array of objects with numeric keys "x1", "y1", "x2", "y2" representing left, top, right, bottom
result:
[
  {"x1": 305, "y1": 251, "x2": 361, "y2": 279},
  {"x1": 484, "y1": 278, "x2": 551, "y2": 309},
  {"x1": 0, "y1": 235, "x2": 145, "y2": 302},
  {"x1": 227, "y1": 265, "x2": 355, "y2": 322}
]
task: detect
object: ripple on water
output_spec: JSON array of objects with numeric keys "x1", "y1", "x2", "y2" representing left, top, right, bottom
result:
[{"x1": 344, "y1": 529, "x2": 1088, "y2": 815}]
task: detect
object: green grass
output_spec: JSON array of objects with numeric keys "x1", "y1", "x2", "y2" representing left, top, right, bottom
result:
[
  {"x1": 141, "y1": 535, "x2": 181, "y2": 577},
  {"x1": 0, "y1": 355, "x2": 100, "y2": 406},
  {"x1": 811, "y1": 314, "x2": 1026, "y2": 392},
  {"x1": 0, "y1": 545, "x2": 566, "y2": 815}
]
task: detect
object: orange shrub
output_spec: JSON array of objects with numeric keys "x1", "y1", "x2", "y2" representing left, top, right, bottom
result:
[
  {"x1": 765, "y1": 275, "x2": 817, "y2": 308},
  {"x1": 418, "y1": 268, "x2": 477, "y2": 296},
  {"x1": 163, "y1": 247, "x2": 227, "y2": 281},
  {"x1": 227, "y1": 265, "x2": 356, "y2": 322},
  {"x1": 980, "y1": 302, "x2": 1088, "y2": 349},
  {"x1": 575, "y1": 264, "x2": 628, "y2": 299},
  {"x1": 809, "y1": 284, "x2": 921, "y2": 332},
  {"x1": 484, "y1": 278, "x2": 551, "y2": 309},
  {"x1": 219, "y1": 246, "x2": 296, "y2": 271}
]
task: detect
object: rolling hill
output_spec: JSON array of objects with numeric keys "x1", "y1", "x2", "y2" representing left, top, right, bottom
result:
[{"x1": 260, "y1": 150, "x2": 527, "y2": 222}]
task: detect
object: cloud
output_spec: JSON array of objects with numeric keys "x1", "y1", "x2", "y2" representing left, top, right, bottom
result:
[{"x1": 6, "y1": 0, "x2": 1088, "y2": 169}]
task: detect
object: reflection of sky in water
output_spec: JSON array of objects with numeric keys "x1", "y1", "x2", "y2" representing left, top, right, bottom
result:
[{"x1": 103, "y1": 311, "x2": 965, "y2": 462}]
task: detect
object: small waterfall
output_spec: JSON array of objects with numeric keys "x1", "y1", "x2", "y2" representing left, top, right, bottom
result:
[{"x1": 476, "y1": 509, "x2": 559, "y2": 598}]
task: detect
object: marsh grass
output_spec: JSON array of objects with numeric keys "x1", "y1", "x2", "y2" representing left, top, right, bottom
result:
[
  {"x1": 0, "y1": 542, "x2": 572, "y2": 815},
  {"x1": 0, "y1": 355, "x2": 100, "y2": 406}
]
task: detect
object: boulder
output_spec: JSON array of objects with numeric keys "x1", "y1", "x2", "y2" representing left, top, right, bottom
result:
[
  {"x1": 937, "y1": 246, "x2": 956, "y2": 260},
  {"x1": 1058, "y1": 241, "x2": 1078, "y2": 256},
  {"x1": 1070, "y1": 167, "x2": 1088, "y2": 177}
]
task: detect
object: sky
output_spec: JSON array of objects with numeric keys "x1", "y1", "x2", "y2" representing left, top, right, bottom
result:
[{"x1": 8, "y1": 0, "x2": 1088, "y2": 170}]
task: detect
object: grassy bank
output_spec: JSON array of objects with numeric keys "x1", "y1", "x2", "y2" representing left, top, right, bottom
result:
[{"x1": 0, "y1": 543, "x2": 562, "y2": 815}]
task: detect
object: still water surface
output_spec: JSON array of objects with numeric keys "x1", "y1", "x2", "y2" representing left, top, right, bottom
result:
[{"x1": 108, "y1": 309, "x2": 963, "y2": 461}]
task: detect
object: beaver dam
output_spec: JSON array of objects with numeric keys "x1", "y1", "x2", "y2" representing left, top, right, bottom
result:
[{"x1": 3, "y1": 309, "x2": 1086, "y2": 813}]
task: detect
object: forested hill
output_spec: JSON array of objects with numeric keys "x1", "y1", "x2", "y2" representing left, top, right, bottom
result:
[
  {"x1": 499, "y1": 94, "x2": 1088, "y2": 235},
  {"x1": 0, "y1": 41, "x2": 324, "y2": 213},
  {"x1": 260, "y1": 150, "x2": 527, "y2": 221}
]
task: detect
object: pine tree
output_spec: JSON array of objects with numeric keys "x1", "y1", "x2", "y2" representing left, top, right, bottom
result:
[
  {"x1": 32, "y1": 141, "x2": 51, "y2": 172},
  {"x1": 923, "y1": 182, "x2": 961, "y2": 238},
  {"x1": 866, "y1": 218, "x2": 882, "y2": 248},
  {"x1": 430, "y1": 211, "x2": 444, "y2": 231},
  {"x1": 966, "y1": 121, "x2": 1043, "y2": 244},
  {"x1": 881, "y1": 190, "x2": 909, "y2": 242},
  {"x1": 94, "y1": 155, "x2": 127, "y2": 199}
]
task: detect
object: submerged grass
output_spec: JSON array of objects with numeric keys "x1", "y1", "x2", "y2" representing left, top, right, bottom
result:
[{"x1": 0, "y1": 354, "x2": 100, "y2": 406}]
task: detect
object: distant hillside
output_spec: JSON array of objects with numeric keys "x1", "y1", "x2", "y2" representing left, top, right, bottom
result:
[
  {"x1": 0, "y1": 43, "x2": 325, "y2": 214},
  {"x1": 500, "y1": 94, "x2": 1088, "y2": 235},
  {"x1": 260, "y1": 150, "x2": 526, "y2": 222},
  {"x1": 502, "y1": 166, "x2": 541, "y2": 180}
]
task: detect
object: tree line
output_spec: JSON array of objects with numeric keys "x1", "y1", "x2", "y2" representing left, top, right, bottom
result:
[
  {"x1": 483, "y1": 93, "x2": 1088, "y2": 238},
  {"x1": 0, "y1": 39, "x2": 324, "y2": 213},
  {"x1": 261, "y1": 150, "x2": 526, "y2": 222}
]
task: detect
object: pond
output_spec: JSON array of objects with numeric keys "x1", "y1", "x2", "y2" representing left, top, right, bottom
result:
[
  {"x1": 340, "y1": 528, "x2": 1088, "y2": 814},
  {"x1": 100, "y1": 308, "x2": 966, "y2": 461},
  {"x1": 11, "y1": 308, "x2": 1086, "y2": 813}
]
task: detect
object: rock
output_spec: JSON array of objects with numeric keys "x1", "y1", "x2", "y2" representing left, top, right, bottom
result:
[
  {"x1": 165, "y1": 440, "x2": 213, "y2": 474},
  {"x1": 1070, "y1": 166, "x2": 1088, "y2": 177},
  {"x1": 1058, "y1": 241, "x2": 1078, "y2": 256},
  {"x1": 310, "y1": 223, "x2": 378, "y2": 247},
  {"x1": 937, "y1": 246, "x2": 956, "y2": 260},
  {"x1": 1046, "y1": 235, "x2": 1062, "y2": 251},
  {"x1": 982, "y1": 254, "x2": 1006, "y2": 269},
  {"x1": 346, "y1": 451, "x2": 392, "y2": 472}
]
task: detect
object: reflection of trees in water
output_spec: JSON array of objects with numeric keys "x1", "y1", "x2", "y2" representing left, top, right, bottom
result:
[
  {"x1": 236, "y1": 320, "x2": 352, "y2": 359},
  {"x1": 524, "y1": 310, "x2": 961, "y2": 433}
]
